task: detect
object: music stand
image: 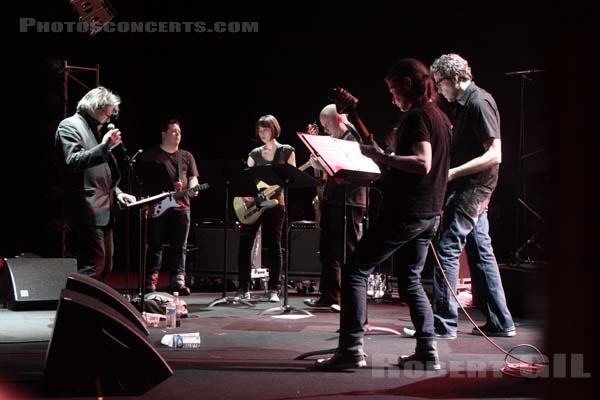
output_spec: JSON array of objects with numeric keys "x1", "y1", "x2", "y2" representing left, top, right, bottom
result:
[
  {"x1": 121, "y1": 193, "x2": 172, "y2": 313},
  {"x1": 121, "y1": 162, "x2": 175, "y2": 312},
  {"x1": 245, "y1": 164, "x2": 319, "y2": 316},
  {"x1": 207, "y1": 159, "x2": 258, "y2": 308}
]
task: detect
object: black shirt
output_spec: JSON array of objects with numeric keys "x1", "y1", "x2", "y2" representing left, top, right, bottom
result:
[
  {"x1": 381, "y1": 102, "x2": 452, "y2": 218},
  {"x1": 448, "y1": 82, "x2": 501, "y2": 191},
  {"x1": 140, "y1": 146, "x2": 199, "y2": 209}
]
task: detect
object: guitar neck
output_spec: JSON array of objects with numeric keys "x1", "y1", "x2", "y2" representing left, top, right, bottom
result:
[
  {"x1": 172, "y1": 183, "x2": 208, "y2": 199},
  {"x1": 348, "y1": 110, "x2": 374, "y2": 144},
  {"x1": 260, "y1": 161, "x2": 312, "y2": 198}
]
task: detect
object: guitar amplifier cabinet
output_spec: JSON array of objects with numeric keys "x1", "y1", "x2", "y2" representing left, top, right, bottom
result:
[
  {"x1": 191, "y1": 222, "x2": 261, "y2": 274},
  {"x1": 192, "y1": 223, "x2": 241, "y2": 273},
  {"x1": 288, "y1": 222, "x2": 321, "y2": 277}
]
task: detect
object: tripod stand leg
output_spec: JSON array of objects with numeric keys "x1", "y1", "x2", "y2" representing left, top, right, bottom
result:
[
  {"x1": 295, "y1": 348, "x2": 338, "y2": 360},
  {"x1": 259, "y1": 304, "x2": 313, "y2": 316},
  {"x1": 208, "y1": 295, "x2": 255, "y2": 308}
]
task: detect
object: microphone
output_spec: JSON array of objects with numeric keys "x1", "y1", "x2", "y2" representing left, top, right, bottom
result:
[
  {"x1": 131, "y1": 149, "x2": 143, "y2": 162},
  {"x1": 505, "y1": 69, "x2": 545, "y2": 76},
  {"x1": 106, "y1": 123, "x2": 127, "y2": 152}
]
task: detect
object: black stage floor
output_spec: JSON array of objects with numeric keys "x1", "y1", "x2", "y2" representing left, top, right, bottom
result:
[{"x1": 0, "y1": 283, "x2": 551, "y2": 400}]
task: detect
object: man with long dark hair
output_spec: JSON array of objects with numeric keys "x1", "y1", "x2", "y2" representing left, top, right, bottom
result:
[{"x1": 315, "y1": 58, "x2": 452, "y2": 370}]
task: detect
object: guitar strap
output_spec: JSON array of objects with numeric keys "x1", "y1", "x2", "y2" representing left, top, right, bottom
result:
[
  {"x1": 272, "y1": 145, "x2": 283, "y2": 164},
  {"x1": 176, "y1": 150, "x2": 184, "y2": 186}
]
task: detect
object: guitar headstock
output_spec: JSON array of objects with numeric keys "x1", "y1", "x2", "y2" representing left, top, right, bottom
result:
[
  {"x1": 307, "y1": 121, "x2": 320, "y2": 136},
  {"x1": 329, "y1": 87, "x2": 358, "y2": 114}
]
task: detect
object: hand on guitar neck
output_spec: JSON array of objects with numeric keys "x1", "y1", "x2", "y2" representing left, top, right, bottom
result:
[{"x1": 329, "y1": 87, "x2": 375, "y2": 145}]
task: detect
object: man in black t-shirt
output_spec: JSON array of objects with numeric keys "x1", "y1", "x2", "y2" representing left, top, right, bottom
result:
[
  {"x1": 141, "y1": 118, "x2": 199, "y2": 296},
  {"x1": 429, "y1": 54, "x2": 515, "y2": 337},
  {"x1": 315, "y1": 58, "x2": 452, "y2": 371}
]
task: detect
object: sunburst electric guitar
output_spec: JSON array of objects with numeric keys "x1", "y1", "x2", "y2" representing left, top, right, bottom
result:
[{"x1": 149, "y1": 183, "x2": 210, "y2": 218}]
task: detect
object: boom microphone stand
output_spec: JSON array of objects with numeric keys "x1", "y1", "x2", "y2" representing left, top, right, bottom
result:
[{"x1": 505, "y1": 68, "x2": 545, "y2": 264}]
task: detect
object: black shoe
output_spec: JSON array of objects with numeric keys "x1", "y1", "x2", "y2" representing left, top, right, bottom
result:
[
  {"x1": 170, "y1": 285, "x2": 191, "y2": 296},
  {"x1": 304, "y1": 298, "x2": 335, "y2": 308},
  {"x1": 397, "y1": 353, "x2": 441, "y2": 370},
  {"x1": 398, "y1": 338, "x2": 440, "y2": 370},
  {"x1": 471, "y1": 325, "x2": 516, "y2": 337},
  {"x1": 402, "y1": 327, "x2": 456, "y2": 339},
  {"x1": 314, "y1": 350, "x2": 367, "y2": 371}
]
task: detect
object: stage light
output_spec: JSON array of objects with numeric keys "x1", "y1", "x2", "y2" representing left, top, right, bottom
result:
[{"x1": 70, "y1": 0, "x2": 115, "y2": 36}]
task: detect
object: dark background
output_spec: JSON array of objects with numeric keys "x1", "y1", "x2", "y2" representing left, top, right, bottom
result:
[
  {"x1": 3, "y1": 2, "x2": 597, "y2": 397},
  {"x1": 6, "y1": 1, "x2": 558, "y2": 264}
]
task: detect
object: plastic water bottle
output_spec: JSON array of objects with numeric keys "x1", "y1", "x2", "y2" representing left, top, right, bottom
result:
[
  {"x1": 165, "y1": 301, "x2": 176, "y2": 329},
  {"x1": 173, "y1": 292, "x2": 182, "y2": 327},
  {"x1": 161, "y1": 332, "x2": 201, "y2": 348}
]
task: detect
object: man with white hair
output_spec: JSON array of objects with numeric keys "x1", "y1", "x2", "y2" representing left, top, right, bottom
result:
[
  {"x1": 304, "y1": 104, "x2": 366, "y2": 310},
  {"x1": 55, "y1": 86, "x2": 136, "y2": 281}
]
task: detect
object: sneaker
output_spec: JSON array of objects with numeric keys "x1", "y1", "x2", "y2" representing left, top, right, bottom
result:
[
  {"x1": 314, "y1": 351, "x2": 367, "y2": 371},
  {"x1": 402, "y1": 327, "x2": 456, "y2": 339},
  {"x1": 397, "y1": 353, "x2": 441, "y2": 371},
  {"x1": 304, "y1": 298, "x2": 335, "y2": 308},
  {"x1": 330, "y1": 304, "x2": 341, "y2": 312},
  {"x1": 268, "y1": 290, "x2": 280, "y2": 302},
  {"x1": 471, "y1": 325, "x2": 516, "y2": 337}
]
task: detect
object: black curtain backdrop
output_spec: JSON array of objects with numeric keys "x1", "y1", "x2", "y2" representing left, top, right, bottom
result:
[{"x1": 7, "y1": 1, "x2": 557, "y2": 262}]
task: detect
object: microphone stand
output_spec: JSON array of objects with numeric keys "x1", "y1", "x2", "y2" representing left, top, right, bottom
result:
[
  {"x1": 505, "y1": 69, "x2": 545, "y2": 264},
  {"x1": 122, "y1": 149, "x2": 143, "y2": 301}
]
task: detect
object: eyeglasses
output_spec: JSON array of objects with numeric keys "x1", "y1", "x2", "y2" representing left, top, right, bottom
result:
[{"x1": 434, "y1": 77, "x2": 450, "y2": 88}]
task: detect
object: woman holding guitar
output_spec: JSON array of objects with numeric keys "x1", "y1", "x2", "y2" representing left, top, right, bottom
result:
[{"x1": 236, "y1": 115, "x2": 295, "y2": 302}]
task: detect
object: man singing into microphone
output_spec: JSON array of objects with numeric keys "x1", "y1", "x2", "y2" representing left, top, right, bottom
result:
[{"x1": 55, "y1": 86, "x2": 136, "y2": 282}]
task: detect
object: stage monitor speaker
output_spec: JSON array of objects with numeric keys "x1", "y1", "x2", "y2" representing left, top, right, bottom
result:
[
  {"x1": 44, "y1": 289, "x2": 172, "y2": 396},
  {"x1": 1, "y1": 257, "x2": 77, "y2": 311},
  {"x1": 65, "y1": 273, "x2": 149, "y2": 335},
  {"x1": 288, "y1": 224, "x2": 321, "y2": 277}
]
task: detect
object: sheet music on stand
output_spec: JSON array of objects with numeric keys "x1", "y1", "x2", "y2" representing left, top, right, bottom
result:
[
  {"x1": 297, "y1": 132, "x2": 381, "y2": 185},
  {"x1": 123, "y1": 191, "x2": 171, "y2": 210}
]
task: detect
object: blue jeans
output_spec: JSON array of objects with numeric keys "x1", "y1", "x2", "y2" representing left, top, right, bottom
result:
[
  {"x1": 146, "y1": 209, "x2": 191, "y2": 286},
  {"x1": 339, "y1": 215, "x2": 440, "y2": 356},
  {"x1": 433, "y1": 187, "x2": 514, "y2": 335}
]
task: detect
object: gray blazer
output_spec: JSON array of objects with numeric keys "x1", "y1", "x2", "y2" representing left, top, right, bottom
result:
[{"x1": 55, "y1": 112, "x2": 122, "y2": 226}]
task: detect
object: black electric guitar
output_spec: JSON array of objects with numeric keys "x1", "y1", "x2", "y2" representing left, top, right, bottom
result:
[{"x1": 149, "y1": 183, "x2": 210, "y2": 218}]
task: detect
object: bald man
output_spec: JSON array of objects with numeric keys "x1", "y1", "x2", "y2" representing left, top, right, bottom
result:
[{"x1": 304, "y1": 104, "x2": 367, "y2": 310}]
